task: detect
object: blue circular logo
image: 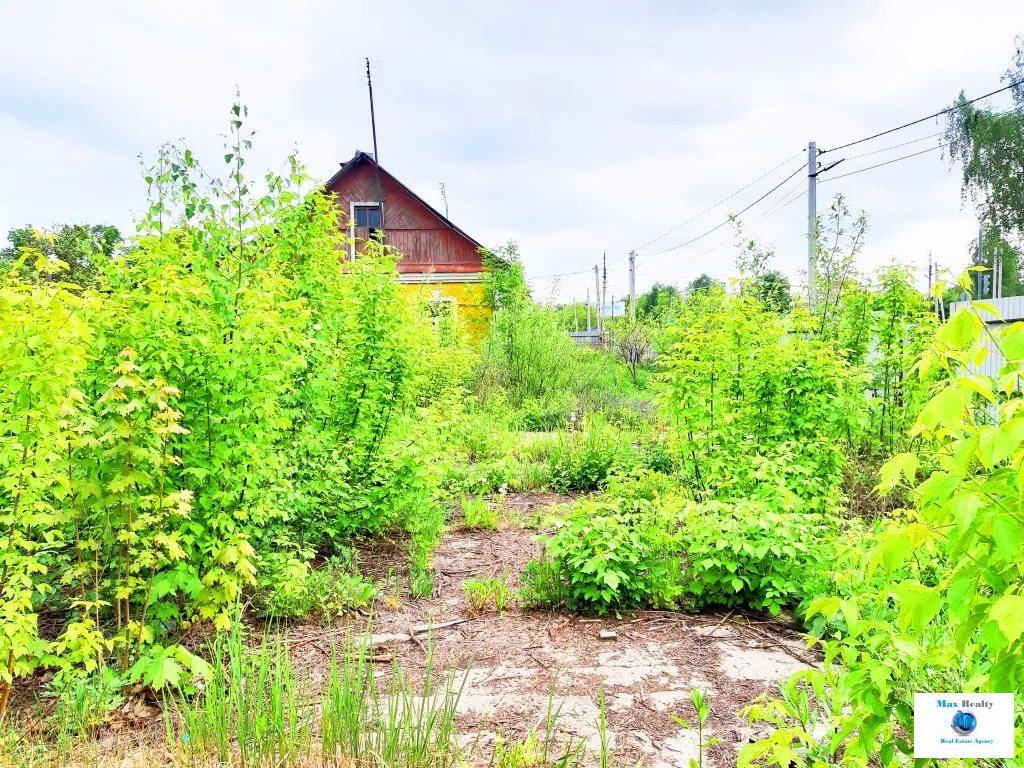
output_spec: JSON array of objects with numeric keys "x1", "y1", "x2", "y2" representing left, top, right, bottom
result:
[{"x1": 951, "y1": 710, "x2": 977, "y2": 735}]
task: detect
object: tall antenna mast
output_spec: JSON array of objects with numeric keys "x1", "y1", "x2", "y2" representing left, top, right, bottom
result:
[
  {"x1": 366, "y1": 58, "x2": 384, "y2": 229},
  {"x1": 439, "y1": 182, "x2": 449, "y2": 218}
]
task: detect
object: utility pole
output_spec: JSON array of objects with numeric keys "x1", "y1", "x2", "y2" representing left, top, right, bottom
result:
[
  {"x1": 602, "y1": 253, "x2": 608, "y2": 339},
  {"x1": 927, "y1": 251, "x2": 933, "y2": 293},
  {"x1": 573, "y1": 299, "x2": 579, "y2": 332},
  {"x1": 807, "y1": 140, "x2": 817, "y2": 309},
  {"x1": 366, "y1": 58, "x2": 384, "y2": 230},
  {"x1": 978, "y1": 227, "x2": 987, "y2": 298},
  {"x1": 628, "y1": 250, "x2": 636, "y2": 319},
  {"x1": 594, "y1": 265, "x2": 602, "y2": 336},
  {"x1": 586, "y1": 287, "x2": 592, "y2": 332}
]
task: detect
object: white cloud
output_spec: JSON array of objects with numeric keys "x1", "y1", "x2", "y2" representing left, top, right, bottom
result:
[{"x1": 0, "y1": 0, "x2": 1020, "y2": 300}]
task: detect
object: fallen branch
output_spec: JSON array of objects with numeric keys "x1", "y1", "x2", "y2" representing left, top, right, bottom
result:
[{"x1": 705, "y1": 609, "x2": 734, "y2": 637}]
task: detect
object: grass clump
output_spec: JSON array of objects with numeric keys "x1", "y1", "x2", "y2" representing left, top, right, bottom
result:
[
  {"x1": 462, "y1": 574, "x2": 513, "y2": 614},
  {"x1": 462, "y1": 493, "x2": 500, "y2": 530}
]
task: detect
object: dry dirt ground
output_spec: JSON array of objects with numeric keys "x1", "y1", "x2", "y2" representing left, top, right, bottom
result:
[{"x1": 290, "y1": 492, "x2": 821, "y2": 767}]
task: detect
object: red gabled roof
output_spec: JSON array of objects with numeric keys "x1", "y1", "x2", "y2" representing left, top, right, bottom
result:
[{"x1": 325, "y1": 151, "x2": 484, "y2": 250}]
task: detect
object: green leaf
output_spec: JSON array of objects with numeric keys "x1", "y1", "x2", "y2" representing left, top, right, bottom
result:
[
  {"x1": 1000, "y1": 323, "x2": 1024, "y2": 361},
  {"x1": 989, "y1": 594, "x2": 1024, "y2": 644},
  {"x1": 937, "y1": 309, "x2": 976, "y2": 349},
  {"x1": 991, "y1": 514, "x2": 1024, "y2": 562},
  {"x1": 895, "y1": 583, "x2": 942, "y2": 632},
  {"x1": 918, "y1": 386, "x2": 965, "y2": 431}
]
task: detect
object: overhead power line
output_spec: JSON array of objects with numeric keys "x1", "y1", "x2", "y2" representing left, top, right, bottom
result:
[
  {"x1": 820, "y1": 79, "x2": 1023, "y2": 154},
  {"x1": 819, "y1": 143, "x2": 948, "y2": 183},
  {"x1": 633, "y1": 148, "x2": 805, "y2": 252},
  {"x1": 526, "y1": 267, "x2": 591, "y2": 281},
  {"x1": 640, "y1": 163, "x2": 805, "y2": 257},
  {"x1": 844, "y1": 131, "x2": 945, "y2": 160}
]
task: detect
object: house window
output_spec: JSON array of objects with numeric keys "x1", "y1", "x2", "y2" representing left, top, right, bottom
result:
[
  {"x1": 354, "y1": 205, "x2": 381, "y2": 231},
  {"x1": 426, "y1": 294, "x2": 458, "y2": 344}
]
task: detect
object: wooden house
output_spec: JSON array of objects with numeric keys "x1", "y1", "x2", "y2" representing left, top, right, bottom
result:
[{"x1": 324, "y1": 150, "x2": 492, "y2": 335}]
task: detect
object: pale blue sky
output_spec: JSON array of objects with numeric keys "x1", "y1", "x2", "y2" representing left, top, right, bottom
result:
[{"x1": 1, "y1": 0, "x2": 1021, "y2": 302}]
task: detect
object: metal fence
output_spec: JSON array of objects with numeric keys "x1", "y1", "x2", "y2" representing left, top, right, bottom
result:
[{"x1": 948, "y1": 296, "x2": 1024, "y2": 378}]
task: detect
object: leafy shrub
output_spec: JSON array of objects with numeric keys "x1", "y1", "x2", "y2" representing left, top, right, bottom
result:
[
  {"x1": 547, "y1": 425, "x2": 626, "y2": 493},
  {"x1": 254, "y1": 552, "x2": 377, "y2": 624},
  {"x1": 658, "y1": 292, "x2": 862, "y2": 508},
  {"x1": 531, "y1": 497, "x2": 683, "y2": 614},
  {"x1": 678, "y1": 499, "x2": 832, "y2": 615},
  {"x1": 0, "y1": 103, "x2": 435, "y2": 698},
  {"x1": 518, "y1": 557, "x2": 568, "y2": 610},
  {"x1": 602, "y1": 466, "x2": 678, "y2": 502},
  {"x1": 462, "y1": 494, "x2": 499, "y2": 530}
]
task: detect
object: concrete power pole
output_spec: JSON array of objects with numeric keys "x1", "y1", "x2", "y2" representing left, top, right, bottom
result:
[
  {"x1": 586, "y1": 288, "x2": 592, "y2": 332},
  {"x1": 594, "y1": 265, "x2": 602, "y2": 336},
  {"x1": 628, "y1": 250, "x2": 636, "y2": 319},
  {"x1": 602, "y1": 253, "x2": 608, "y2": 339},
  {"x1": 573, "y1": 299, "x2": 579, "y2": 332},
  {"x1": 806, "y1": 141, "x2": 817, "y2": 309}
]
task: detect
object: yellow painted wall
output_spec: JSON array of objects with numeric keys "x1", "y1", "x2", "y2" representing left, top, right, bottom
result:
[{"x1": 400, "y1": 280, "x2": 492, "y2": 339}]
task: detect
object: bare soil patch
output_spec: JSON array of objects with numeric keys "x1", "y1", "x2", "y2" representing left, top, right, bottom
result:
[{"x1": 288, "y1": 493, "x2": 821, "y2": 767}]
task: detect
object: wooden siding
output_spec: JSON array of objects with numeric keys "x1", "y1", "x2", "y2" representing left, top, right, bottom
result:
[{"x1": 326, "y1": 157, "x2": 483, "y2": 273}]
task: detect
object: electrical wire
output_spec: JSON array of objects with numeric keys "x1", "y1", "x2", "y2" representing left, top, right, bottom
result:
[
  {"x1": 526, "y1": 267, "x2": 592, "y2": 281},
  {"x1": 819, "y1": 143, "x2": 948, "y2": 183},
  {"x1": 844, "y1": 131, "x2": 945, "y2": 160},
  {"x1": 632, "y1": 147, "x2": 806, "y2": 252},
  {"x1": 819, "y1": 79, "x2": 1023, "y2": 154},
  {"x1": 640, "y1": 163, "x2": 805, "y2": 257}
]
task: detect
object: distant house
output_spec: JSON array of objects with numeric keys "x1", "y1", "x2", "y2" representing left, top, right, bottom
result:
[{"x1": 325, "y1": 150, "x2": 492, "y2": 336}]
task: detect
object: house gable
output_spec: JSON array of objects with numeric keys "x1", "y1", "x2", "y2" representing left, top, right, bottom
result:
[{"x1": 324, "y1": 152, "x2": 485, "y2": 275}]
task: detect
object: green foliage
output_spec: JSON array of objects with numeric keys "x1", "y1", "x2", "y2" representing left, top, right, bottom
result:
[
  {"x1": 679, "y1": 499, "x2": 832, "y2": 615},
  {"x1": 477, "y1": 301, "x2": 582, "y2": 428},
  {"x1": 481, "y1": 240, "x2": 530, "y2": 312},
  {"x1": 530, "y1": 497, "x2": 683, "y2": 614},
  {"x1": 670, "y1": 688, "x2": 719, "y2": 768},
  {"x1": 0, "y1": 102, "x2": 435, "y2": 702},
  {"x1": 968, "y1": 225, "x2": 1023, "y2": 297},
  {"x1": 0, "y1": 223, "x2": 121, "y2": 287},
  {"x1": 253, "y1": 552, "x2": 377, "y2": 624},
  {"x1": 685, "y1": 273, "x2": 723, "y2": 296},
  {"x1": 547, "y1": 422, "x2": 626, "y2": 493},
  {"x1": 633, "y1": 281, "x2": 683, "y2": 321},
  {"x1": 658, "y1": 291, "x2": 859, "y2": 510},
  {"x1": 945, "y1": 40, "x2": 1024, "y2": 242},
  {"x1": 462, "y1": 493, "x2": 499, "y2": 530},
  {"x1": 170, "y1": 626, "x2": 466, "y2": 768},
  {"x1": 462, "y1": 574, "x2": 512, "y2": 614},
  {"x1": 745, "y1": 293, "x2": 1024, "y2": 764}
]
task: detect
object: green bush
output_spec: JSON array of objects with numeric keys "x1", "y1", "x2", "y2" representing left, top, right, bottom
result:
[
  {"x1": 518, "y1": 557, "x2": 568, "y2": 609},
  {"x1": 530, "y1": 497, "x2": 683, "y2": 614},
  {"x1": 462, "y1": 493, "x2": 499, "y2": 530},
  {"x1": 678, "y1": 499, "x2": 831, "y2": 615},
  {"x1": 547, "y1": 425, "x2": 626, "y2": 493},
  {"x1": 254, "y1": 552, "x2": 377, "y2": 624}
]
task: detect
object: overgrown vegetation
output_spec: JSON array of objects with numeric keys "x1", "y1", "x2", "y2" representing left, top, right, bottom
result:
[{"x1": 6, "y1": 68, "x2": 1024, "y2": 765}]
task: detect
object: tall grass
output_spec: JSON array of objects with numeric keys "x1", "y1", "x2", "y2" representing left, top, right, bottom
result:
[{"x1": 166, "y1": 624, "x2": 467, "y2": 768}]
